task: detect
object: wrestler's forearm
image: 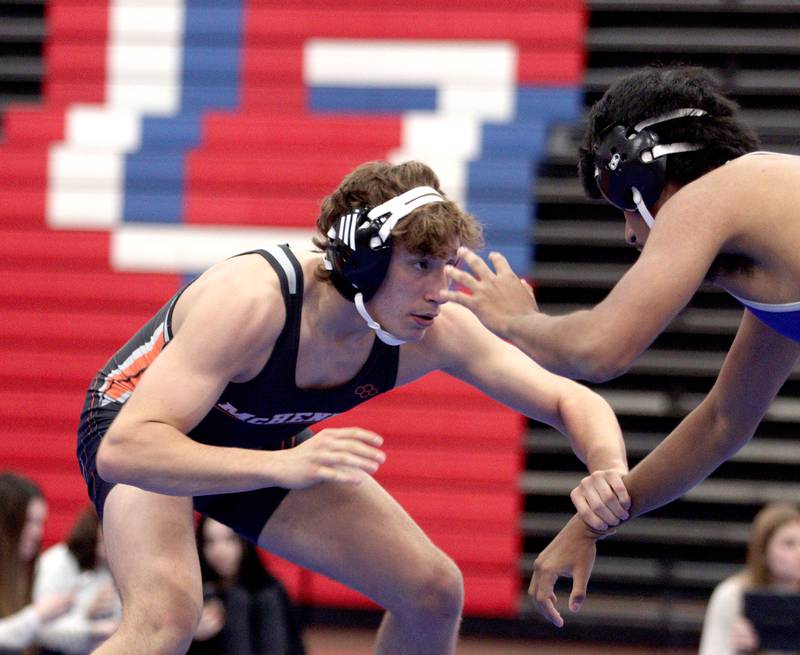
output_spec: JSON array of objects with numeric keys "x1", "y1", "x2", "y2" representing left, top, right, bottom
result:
[
  {"x1": 97, "y1": 423, "x2": 285, "y2": 496},
  {"x1": 558, "y1": 387, "x2": 628, "y2": 473},
  {"x1": 623, "y1": 399, "x2": 752, "y2": 518},
  {"x1": 505, "y1": 310, "x2": 630, "y2": 383}
]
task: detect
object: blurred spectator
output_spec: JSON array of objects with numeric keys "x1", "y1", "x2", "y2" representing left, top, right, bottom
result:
[
  {"x1": 33, "y1": 506, "x2": 121, "y2": 654},
  {"x1": 699, "y1": 502, "x2": 800, "y2": 654},
  {"x1": 189, "y1": 516, "x2": 305, "y2": 655},
  {"x1": 0, "y1": 471, "x2": 74, "y2": 654}
]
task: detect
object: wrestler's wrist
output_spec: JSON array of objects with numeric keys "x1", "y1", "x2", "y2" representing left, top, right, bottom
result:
[
  {"x1": 505, "y1": 310, "x2": 540, "y2": 344},
  {"x1": 263, "y1": 449, "x2": 291, "y2": 487},
  {"x1": 573, "y1": 513, "x2": 618, "y2": 540},
  {"x1": 585, "y1": 458, "x2": 628, "y2": 476}
]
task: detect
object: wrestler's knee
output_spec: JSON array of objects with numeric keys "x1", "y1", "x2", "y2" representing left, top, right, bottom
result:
[
  {"x1": 122, "y1": 579, "x2": 203, "y2": 654},
  {"x1": 404, "y1": 549, "x2": 464, "y2": 621}
]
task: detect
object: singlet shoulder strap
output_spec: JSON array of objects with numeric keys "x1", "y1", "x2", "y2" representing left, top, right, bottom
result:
[
  {"x1": 728, "y1": 290, "x2": 800, "y2": 313},
  {"x1": 248, "y1": 245, "x2": 302, "y2": 297},
  {"x1": 234, "y1": 245, "x2": 303, "y2": 300},
  {"x1": 742, "y1": 150, "x2": 790, "y2": 158}
]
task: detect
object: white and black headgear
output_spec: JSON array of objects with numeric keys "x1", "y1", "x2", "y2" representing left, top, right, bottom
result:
[
  {"x1": 593, "y1": 108, "x2": 707, "y2": 227},
  {"x1": 323, "y1": 186, "x2": 446, "y2": 345}
]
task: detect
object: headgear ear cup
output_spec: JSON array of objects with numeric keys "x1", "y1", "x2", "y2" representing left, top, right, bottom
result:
[
  {"x1": 324, "y1": 186, "x2": 445, "y2": 302},
  {"x1": 593, "y1": 108, "x2": 707, "y2": 226},
  {"x1": 324, "y1": 208, "x2": 392, "y2": 302}
]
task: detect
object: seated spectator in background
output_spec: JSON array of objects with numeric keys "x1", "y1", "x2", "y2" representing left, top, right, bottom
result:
[
  {"x1": 0, "y1": 471, "x2": 74, "y2": 654},
  {"x1": 189, "y1": 516, "x2": 305, "y2": 655},
  {"x1": 699, "y1": 503, "x2": 800, "y2": 655},
  {"x1": 33, "y1": 506, "x2": 121, "y2": 654}
]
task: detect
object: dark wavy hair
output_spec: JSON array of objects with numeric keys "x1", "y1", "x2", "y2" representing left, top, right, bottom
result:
[
  {"x1": 579, "y1": 66, "x2": 760, "y2": 199},
  {"x1": 67, "y1": 505, "x2": 101, "y2": 572}
]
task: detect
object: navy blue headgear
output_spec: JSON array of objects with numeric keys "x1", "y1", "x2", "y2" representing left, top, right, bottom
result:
[
  {"x1": 593, "y1": 108, "x2": 707, "y2": 226},
  {"x1": 324, "y1": 186, "x2": 445, "y2": 303}
]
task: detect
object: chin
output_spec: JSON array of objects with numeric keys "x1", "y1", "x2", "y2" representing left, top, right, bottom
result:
[{"x1": 401, "y1": 327, "x2": 428, "y2": 343}]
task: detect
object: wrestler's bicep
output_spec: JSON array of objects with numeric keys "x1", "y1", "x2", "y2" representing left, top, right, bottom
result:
[{"x1": 115, "y1": 282, "x2": 284, "y2": 435}]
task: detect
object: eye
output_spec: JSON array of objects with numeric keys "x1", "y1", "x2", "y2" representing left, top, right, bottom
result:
[{"x1": 413, "y1": 259, "x2": 430, "y2": 271}]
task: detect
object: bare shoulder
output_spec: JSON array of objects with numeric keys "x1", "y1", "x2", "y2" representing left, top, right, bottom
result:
[
  {"x1": 684, "y1": 153, "x2": 800, "y2": 212},
  {"x1": 170, "y1": 253, "x2": 288, "y2": 373}
]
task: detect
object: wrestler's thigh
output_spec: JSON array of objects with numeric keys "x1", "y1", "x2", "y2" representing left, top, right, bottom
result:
[
  {"x1": 257, "y1": 474, "x2": 455, "y2": 609},
  {"x1": 102, "y1": 484, "x2": 201, "y2": 614}
]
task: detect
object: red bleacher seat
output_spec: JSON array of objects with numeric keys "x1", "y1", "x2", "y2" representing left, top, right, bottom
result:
[
  {"x1": 1, "y1": 106, "x2": 67, "y2": 145},
  {"x1": 1, "y1": 307, "x2": 153, "y2": 352}
]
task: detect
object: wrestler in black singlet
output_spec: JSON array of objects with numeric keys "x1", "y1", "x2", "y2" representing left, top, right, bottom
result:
[{"x1": 77, "y1": 245, "x2": 399, "y2": 541}]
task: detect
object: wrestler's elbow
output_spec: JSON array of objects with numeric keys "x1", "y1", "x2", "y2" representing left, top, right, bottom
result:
[
  {"x1": 705, "y1": 398, "x2": 758, "y2": 460},
  {"x1": 571, "y1": 344, "x2": 635, "y2": 383},
  {"x1": 96, "y1": 424, "x2": 139, "y2": 484},
  {"x1": 684, "y1": 390, "x2": 761, "y2": 462}
]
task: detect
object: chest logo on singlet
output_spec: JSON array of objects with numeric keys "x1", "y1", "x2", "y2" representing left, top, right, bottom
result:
[
  {"x1": 354, "y1": 384, "x2": 379, "y2": 399},
  {"x1": 216, "y1": 402, "x2": 339, "y2": 425}
]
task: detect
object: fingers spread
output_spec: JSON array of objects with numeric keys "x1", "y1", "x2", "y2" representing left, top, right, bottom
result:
[
  {"x1": 444, "y1": 264, "x2": 478, "y2": 291},
  {"x1": 488, "y1": 251, "x2": 514, "y2": 275},
  {"x1": 458, "y1": 246, "x2": 495, "y2": 279}
]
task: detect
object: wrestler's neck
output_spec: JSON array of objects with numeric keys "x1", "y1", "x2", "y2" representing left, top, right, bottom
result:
[{"x1": 302, "y1": 254, "x2": 378, "y2": 343}]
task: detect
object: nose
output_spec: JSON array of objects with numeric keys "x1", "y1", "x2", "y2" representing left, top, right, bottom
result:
[{"x1": 426, "y1": 268, "x2": 449, "y2": 304}]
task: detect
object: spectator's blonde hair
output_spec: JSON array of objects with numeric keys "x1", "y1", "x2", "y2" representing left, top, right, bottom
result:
[{"x1": 743, "y1": 503, "x2": 800, "y2": 588}]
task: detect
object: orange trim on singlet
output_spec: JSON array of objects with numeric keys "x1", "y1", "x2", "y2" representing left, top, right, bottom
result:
[{"x1": 100, "y1": 328, "x2": 166, "y2": 402}]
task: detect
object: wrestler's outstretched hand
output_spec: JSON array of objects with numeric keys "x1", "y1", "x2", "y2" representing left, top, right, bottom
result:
[
  {"x1": 275, "y1": 427, "x2": 386, "y2": 489},
  {"x1": 529, "y1": 514, "x2": 610, "y2": 627},
  {"x1": 440, "y1": 247, "x2": 537, "y2": 339},
  {"x1": 570, "y1": 469, "x2": 631, "y2": 532}
]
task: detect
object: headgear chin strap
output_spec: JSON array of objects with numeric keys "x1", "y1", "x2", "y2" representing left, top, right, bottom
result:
[
  {"x1": 593, "y1": 107, "x2": 707, "y2": 227},
  {"x1": 323, "y1": 185, "x2": 446, "y2": 345},
  {"x1": 353, "y1": 294, "x2": 407, "y2": 346}
]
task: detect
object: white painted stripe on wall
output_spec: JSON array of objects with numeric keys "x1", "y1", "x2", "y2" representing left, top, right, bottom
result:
[
  {"x1": 64, "y1": 106, "x2": 143, "y2": 150},
  {"x1": 439, "y1": 84, "x2": 515, "y2": 121},
  {"x1": 400, "y1": 113, "x2": 482, "y2": 158},
  {"x1": 46, "y1": 108, "x2": 134, "y2": 227},
  {"x1": 46, "y1": 189, "x2": 122, "y2": 229},
  {"x1": 48, "y1": 146, "x2": 124, "y2": 184},
  {"x1": 47, "y1": 0, "x2": 187, "y2": 229},
  {"x1": 305, "y1": 40, "x2": 515, "y2": 87},
  {"x1": 107, "y1": 44, "x2": 183, "y2": 79},
  {"x1": 385, "y1": 150, "x2": 467, "y2": 202},
  {"x1": 303, "y1": 38, "x2": 518, "y2": 213},
  {"x1": 107, "y1": 84, "x2": 182, "y2": 114},
  {"x1": 107, "y1": 1, "x2": 185, "y2": 110},
  {"x1": 111, "y1": 224, "x2": 318, "y2": 273},
  {"x1": 109, "y1": 0, "x2": 186, "y2": 40}
]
